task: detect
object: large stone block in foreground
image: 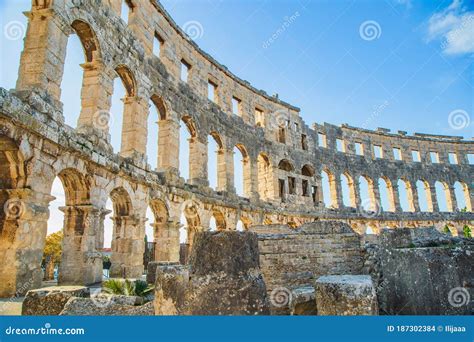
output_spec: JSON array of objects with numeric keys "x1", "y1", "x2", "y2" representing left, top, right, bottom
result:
[
  {"x1": 22, "y1": 286, "x2": 89, "y2": 316},
  {"x1": 60, "y1": 297, "x2": 154, "y2": 316},
  {"x1": 154, "y1": 231, "x2": 269, "y2": 315},
  {"x1": 315, "y1": 275, "x2": 378, "y2": 315},
  {"x1": 376, "y1": 229, "x2": 474, "y2": 315}
]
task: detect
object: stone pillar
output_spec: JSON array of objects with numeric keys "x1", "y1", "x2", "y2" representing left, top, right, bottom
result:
[
  {"x1": 110, "y1": 215, "x2": 144, "y2": 278},
  {"x1": 447, "y1": 186, "x2": 457, "y2": 212},
  {"x1": 188, "y1": 137, "x2": 208, "y2": 186},
  {"x1": 58, "y1": 205, "x2": 103, "y2": 285},
  {"x1": 120, "y1": 96, "x2": 149, "y2": 160},
  {"x1": 428, "y1": 184, "x2": 439, "y2": 212},
  {"x1": 391, "y1": 182, "x2": 403, "y2": 212},
  {"x1": 410, "y1": 181, "x2": 421, "y2": 212},
  {"x1": 0, "y1": 189, "x2": 54, "y2": 297},
  {"x1": 219, "y1": 148, "x2": 235, "y2": 193},
  {"x1": 76, "y1": 59, "x2": 114, "y2": 143},
  {"x1": 333, "y1": 174, "x2": 343, "y2": 209},
  {"x1": 248, "y1": 158, "x2": 259, "y2": 201},
  {"x1": 153, "y1": 221, "x2": 180, "y2": 263},
  {"x1": 158, "y1": 119, "x2": 180, "y2": 172},
  {"x1": 16, "y1": 6, "x2": 69, "y2": 105},
  {"x1": 353, "y1": 179, "x2": 361, "y2": 209},
  {"x1": 371, "y1": 184, "x2": 381, "y2": 212}
]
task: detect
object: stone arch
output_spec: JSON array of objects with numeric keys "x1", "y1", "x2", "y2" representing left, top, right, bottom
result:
[
  {"x1": 398, "y1": 178, "x2": 414, "y2": 212},
  {"x1": 180, "y1": 200, "x2": 201, "y2": 263},
  {"x1": 212, "y1": 208, "x2": 226, "y2": 231},
  {"x1": 114, "y1": 65, "x2": 137, "y2": 97},
  {"x1": 0, "y1": 136, "x2": 26, "y2": 190},
  {"x1": 234, "y1": 143, "x2": 250, "y2": 197},
  {"x1": 71, "y1": 20, "x2": 101, "y2": 63},
  {"x1": 208, "y1": 131, "x2": 225, "y2": 190},
  {"x1": 301, "y1": 164, "x2": 314, "y2": 177},
  {"x1": 257, "y1": 152, "x2": 272, "y2": 201},
  {"x1": 147, "y1": 95, "x2": 169, "y2": 170},
  {"x1": 110, "y1": 187, "x2": 133, "y2": 216},
  {"x1": 378, "y1": 177, "x2": 395, "y2": 212},
  {"x1": 149, "y1": 198, "x2": 172, "y2": 262},
  {"x1": 321, "y1": 168, "x2": 337, "y2": 208},
  {"x1": 278, "y1": 159, "x2": 294, "y2": 172},
  {"x1": 435, "y1": 181, "x2": 452, "y2": 212},
  {"x1": 416, "y1": 179, "x2": 432, "y2": 212},
  {"x1": 340, "y1": 172, "x2": 355, "y2": 207},
  {"x1": 57, "y1": 168, "x2": 91, "y2": 206},
  {"x1": 359, "y1": 175, "x2": 375, "y2": 211},
  {"x1": 179, "y1": 116, "x2": 199, "y2": 181},
  {"x1": 150, "y1": 94, "x2": 167, "y2": 121},
  {"x1": 277, "y1": 159, "x2": 295, "y2": 200},
  {"x1": 454, "y1": 181, "x2": 471, "y2": 211}
]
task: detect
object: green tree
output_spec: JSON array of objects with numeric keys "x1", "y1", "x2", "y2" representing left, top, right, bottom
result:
[
  {"x1": 42, "y1": 231, "x2": 63, "y2": 280},
  {"x1": 463, "y1": 225, "x2": 472, "y2": 238}
]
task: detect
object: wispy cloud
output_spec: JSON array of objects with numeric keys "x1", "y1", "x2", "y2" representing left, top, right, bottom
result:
[{"x1": 426, "y1": 0, "x2": 474, "y2": 56}]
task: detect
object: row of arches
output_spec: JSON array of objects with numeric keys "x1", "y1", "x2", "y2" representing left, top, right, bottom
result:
[{"x1": 321, "y1": 169, "x2": 472, "y2": 213}]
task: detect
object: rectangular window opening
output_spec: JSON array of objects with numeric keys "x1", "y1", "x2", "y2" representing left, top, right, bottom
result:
[
  {"x1": 448, "y1": 152, "x2": 458, "y2": 164},
  {"x1": 393, "y1": 147, "x2": 402, "y2": 161},
  {"x1": 180, "y1": 59, "x2": 191, "y2": 83},
  {"x1": 288, "y1": 177, "x2": 296, "y2": 195},
  {"x1": 374, "y1": 145, "x2": 383, "y2": 159},
  {"x1": 301, "y1": 134, "x2": 308, "y2": 150},
  {"x1": 208, "y1": 80, "x2": 217, "y2": 103},
  {"x1": 412, "y1": 150, "x2": 421, "y2": 162},
  {"x1": 302, "y1": 179, "x2": 309, "y2": 196},
  {"x1": 153, "y1": 32, "x2": 164, "y2": 57},
  {"x1": 255, "y1": 108, "x2": 264, "y2": 127},
  {"x1": 430, "y1": 151, "x2": 440, "y2": 164},
  {"x1": 336, "y1": 139, "x2": 345, "y2": 153},
  {"x1": 355, "y1": 142, "x2": 364, "y2": 156},
  {"x1": 318, "y1": 133, "x2": 327, "y2": 148},
  {"x1": 232, "y1": 97, "x2": 241, "y2": 116}
]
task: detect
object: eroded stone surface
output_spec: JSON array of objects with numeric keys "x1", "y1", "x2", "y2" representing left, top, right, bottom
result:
[
  {"x1": 315, "y1": 275, "x2": 378, "y2": 315},
  {"x1": 22, "y1": 286, "x2": 89, "y2": 316},
  {"x1": 154, "y1": 231, "x2": 269, "y2": 315},
  {"x1": 60, "y1": 298, "x2": 154, "y2": 316}
]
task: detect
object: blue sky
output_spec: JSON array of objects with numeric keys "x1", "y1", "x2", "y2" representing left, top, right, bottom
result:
[{"x1": 0, "y1": 0, "x2": 473, "y2": 244}]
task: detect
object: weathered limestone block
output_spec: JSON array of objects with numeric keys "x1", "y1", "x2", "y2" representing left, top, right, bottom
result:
[
  {"x1": 147, "y1": 261, "x2": 179, "y2": 284},
  {"x1": 154, "y1": 231, "x2": 269, "y2": 315},
  {"x1": 315, "y1": 275, "x2": 378, "y2": 315},
  {"x1": 289, "y1": 286, "x2": 317, "y2": 315},
  {"x1": 375, "y1": 228, "x2": 474, "y2": 315},
  {"x1": 60, "y1": 298, "x2": 154, "y2": 316},
  {"x1": 22, "y1": 286, "x2": 89, "y2": 316}
]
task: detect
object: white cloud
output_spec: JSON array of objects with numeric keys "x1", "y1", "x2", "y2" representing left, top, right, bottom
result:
[{"x1": 426, "y1": 0, "x2": 474, "y2": 56}]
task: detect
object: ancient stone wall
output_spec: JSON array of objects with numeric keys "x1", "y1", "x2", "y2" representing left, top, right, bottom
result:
[
  {"x1": 0, "y1": 0, "x2": 472, "y2": 297},
  {"x1": 249, "y1": 221, "x2": 363, "y2": 312}
]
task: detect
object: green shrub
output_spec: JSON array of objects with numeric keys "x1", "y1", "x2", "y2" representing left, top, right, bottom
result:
[
  {"x1": 463, "y1": 225, "x2": 472, "y2": 238},
  {"x1": 102, "y1": 279, "x2": 154, "y2": 298}
]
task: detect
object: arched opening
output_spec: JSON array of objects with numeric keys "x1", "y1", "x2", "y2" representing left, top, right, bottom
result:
[
  {"x1": 42, "y1": 177, "x2": 66, "y2": 282},
  {"x1": 179, "y1": 116, "x2": 197, "y2": 181},
  {"x1": 179, "y1": 201, "x2": 200, "y2": 264},
  {"x1": 321, "y1": 169, "x2": 336, "y2": 208},
  {"x1": 149, "y1": 199, "x2": 169, "y2": 262},
  {"x1": 147, "y1": 95, "x2": 167, "y2": 170},
  {"x1": 340, "y1": 173, "x2": 355, "y2": 207},
  {"x1": 454, "y1": 181, "x2": 471, "y2": 211},
  {"x1": 416, "y1": 180, "x2": 431, "y2": 212},
  {"x1": 365, "y1": 225, "x2": 376, "y2": 235},
  {"x1": 435, "y1": 181, "x2": 451, "y2": 212},
  {"x1": 212, "y1": 208, "x2": 226, "y2": 231},
  {"x1": 277, "y1": 159, "x2": 295, "y2": 200},
  {"x1": 257, "y1": 153, "x2": 272, "y2": 201},
  {"x1": 301, "y1": 164, "x2": 315, "y2": 199},
  {"x1": 108, "y1": 187, "x2": 133, "y2": 277},
  {"x1": 60, "y1": 20, "x2": 101, "y2": 128},
  {"x1": 234, "y1": 144, "x2": 249, "y2": 197},
  {"x1": 278, "y1": 159, "x2": 294, "y2": 172},
  {"x1": 359, "y1": 175, "x2": 374, "y2": 211},
  {"x1": 378, "y1": 177, "x2": 394, "y2": 212},
  {"x1": 109, "y1": 66, "x2": 136, "y2": 153},
  {"x1": 398, "y1": 179, "x2": 414, "y2": 212},
  {"x1": 208, "y1": 132, "x2": 223, "y2": 190}
]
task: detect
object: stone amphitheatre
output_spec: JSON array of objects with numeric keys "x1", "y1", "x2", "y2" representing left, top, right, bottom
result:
[{"x1": 0, "y1": 0, "x2": 472, "y2": 315}]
